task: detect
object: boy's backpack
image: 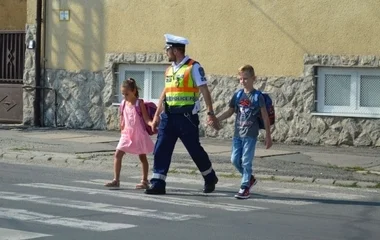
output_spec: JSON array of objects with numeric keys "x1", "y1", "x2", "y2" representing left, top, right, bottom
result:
[
  {"x1": 235, "y1": 89, "x2": 275, "y2": 129},
  {"x1": 120, "y1": 99, "x2": 158, "y2": 135}
]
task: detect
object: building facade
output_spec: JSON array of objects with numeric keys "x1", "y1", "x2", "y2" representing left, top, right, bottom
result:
[{"x1": 23, "y1": 0, "x2": 380, "y2": 146}]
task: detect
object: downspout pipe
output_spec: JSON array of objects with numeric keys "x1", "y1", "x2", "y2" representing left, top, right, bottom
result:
[
  {"x1": 41, "y1": 0, "x2": 47, "y2": 127},
  {"x1": 34, "y1": 0, "x2": 43, "y2": 127}
]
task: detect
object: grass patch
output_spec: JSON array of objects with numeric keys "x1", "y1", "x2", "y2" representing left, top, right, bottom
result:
[
  {"x1": 326, "y1": 164, "x2": 367, "y2": 173},
  {"x1": 168, "y1": 169, "x2": 179, "y2": 174},
  {"x1": 327, "y1": 164, "x2": 340, "y2": 169},
  {"x1": 335, "y1": 182, "x2": 359, "y2": 188},
  {"x1": 349, "y1": 182, "x2": 359, "y2": 188},
  {"x1": 10, "y1": 147, "x2": 31, "y2": 151},
  {"x1": 344, "y1": 166, "x2": 366, "y2": 172},
  {"x1": 283, "y1": 179, "x2": 298, "y2": 183},
  {"x1": 368, "y1": 183, "x2": 380, "y2": 189},
  {"x1": 258, "y1": 176, "x2": 311, "y2": 183},
  {"x1": 257, "y1": 177, "x2": 273, "y2": 181},
  {"x1": 76, "y1": 155, "x2": 91, "y2": 160},
  {"x1": 256, "y1": 176, "x2": 277, "y2": 181},
  {"x1": 219, "y1": 173, "x2": 239, "y2": 179}
]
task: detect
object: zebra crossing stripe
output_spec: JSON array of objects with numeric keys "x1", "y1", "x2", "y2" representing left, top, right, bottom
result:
[
  {"x1": 130, "y1": 176, "x2": 236, "y2": 188},
  {"x1": 262, "y1": 187, "x2": 366, "y2": 200},
  {"x1": 0, "y1": 207, "x2": 136, "y2": 232},
  {"x1": 0, "y1": 191, "x2": 204, "y2": 221},
  {"x1": 74, "y1": 179, "x2": 228, "y2": 196},
  {"x1": 16, "y1": 183, "x2": 267, "y2": 212},
  {"x1": 0, "y1": 227, "x2": 52, "y2": 240},
  {"x1": 76, "y1": 179, "x2": 315, "y2": 206}
]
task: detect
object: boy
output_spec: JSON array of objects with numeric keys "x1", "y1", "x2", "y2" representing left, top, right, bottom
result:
[{"x1": 216, "y1": 64, "x2": 272, "y2": 199}]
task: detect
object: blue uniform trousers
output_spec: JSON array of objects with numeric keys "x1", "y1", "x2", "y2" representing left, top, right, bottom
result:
[{"x1": 150, "y1": 112, "x2": 216, "y2": 188}]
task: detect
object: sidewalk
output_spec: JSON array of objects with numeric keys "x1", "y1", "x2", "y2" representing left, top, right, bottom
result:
[{"x1": 0, "y1": 127, "x2": 379, "y2": 188}]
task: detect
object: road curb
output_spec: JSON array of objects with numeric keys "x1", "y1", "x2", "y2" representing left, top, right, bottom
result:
[
  {"x1": 0, "y1": 151, "x2": 77, "y2": 164},
  {"x1": 1, "y1": 150, "x2": 379, "y2": 189},
  {"x1": 0, "y1": 124, "x2": 29, "y2": 130},
  {"x1": 0, "y1": 125, "x2": 69, "y2": 130}
]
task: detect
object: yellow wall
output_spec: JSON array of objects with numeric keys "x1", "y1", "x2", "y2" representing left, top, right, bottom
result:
[
  {"x1": 27, "y1": 0, "x2": 380, "y2": 76},
  {"x1": 27, "y1": 0, "x2": 36, "y2": 25},
  {"x1": 0, "y1": 0, "x2": 27, "y2": 30}
]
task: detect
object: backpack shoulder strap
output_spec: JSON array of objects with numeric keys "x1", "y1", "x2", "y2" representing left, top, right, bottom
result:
[
  {"x1": 120, "y1": 100, "x2": 126, "y2": 127},
  {"x1": 235, "y1": 89, "x2": 244, "y2": 106},
  {"x1": 120, "y1": 99, "x2": 126, "y2": 112},
  {"x1": 253, "y1": 90, "x2": 263, "y2": 107},
  {"x1": 135, "y1": 99, "x2": 143, "y2": 116},
  {"x1": 234, "y1": 89, "x2": 244, "y2": 112}
]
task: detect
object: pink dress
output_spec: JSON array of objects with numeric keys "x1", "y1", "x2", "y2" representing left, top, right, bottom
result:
[{"x1": 116, "y1": 100, "x2": 154, "y2": 154}]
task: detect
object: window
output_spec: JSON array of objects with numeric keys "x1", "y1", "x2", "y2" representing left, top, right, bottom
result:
[
  {"x1": 117, "y1": 64, "x2": 168, "y2": 104},
  {"x1": 316, "y1": 67, "x2": 380, "y2": 118}
]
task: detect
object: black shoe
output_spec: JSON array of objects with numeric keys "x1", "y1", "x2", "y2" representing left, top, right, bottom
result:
[
  {"x1": 144, "y1": 186, "x2": 166, "y2": 195},
  {"x1": 203, "y1": 176, "x2": 218, "y2": 193}
]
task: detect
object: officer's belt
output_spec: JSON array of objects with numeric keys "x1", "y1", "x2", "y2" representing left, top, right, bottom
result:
[{"x1": 165, "y1": 105, "x2": 195, "y2": 114}]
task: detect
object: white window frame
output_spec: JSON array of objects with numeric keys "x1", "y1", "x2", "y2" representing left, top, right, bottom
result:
[
  {"x1": 315, "y1": 67, "x2": 380, "y2": 118},
  {"x1": 114, "y1": 64, "x2": 168, "y2": 105}
]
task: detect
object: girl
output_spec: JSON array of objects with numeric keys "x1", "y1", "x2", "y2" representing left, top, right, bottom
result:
[{"x1": 105, "y1": 78, "x2": 154, "y2": 189}]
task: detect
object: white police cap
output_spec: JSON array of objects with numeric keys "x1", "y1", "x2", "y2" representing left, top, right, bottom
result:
[{"x1": 164, "y1": 34, "x2": 189, "y2": 49}]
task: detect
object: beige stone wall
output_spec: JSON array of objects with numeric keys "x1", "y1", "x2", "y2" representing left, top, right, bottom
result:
[
  {"x1": 27, "y1": 0, "x2": 380, "y2": 76},
  {"x1": 22, "y1": 34, "x2": 380, "y2": 146},
  {"x1": 0, "y1": 0, "x2": 27, "y2": 30}
]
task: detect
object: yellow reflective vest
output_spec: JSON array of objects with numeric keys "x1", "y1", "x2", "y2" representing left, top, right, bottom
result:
[{"x1": 164, "y1": 59, "x2": 199, "y2": 107}]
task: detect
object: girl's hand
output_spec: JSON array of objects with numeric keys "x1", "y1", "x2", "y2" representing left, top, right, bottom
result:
[{"x1": 151, "y1": 116, "x2": 159, "y2": 131}]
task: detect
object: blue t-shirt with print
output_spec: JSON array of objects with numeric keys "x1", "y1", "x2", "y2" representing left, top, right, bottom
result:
[{"x1": 228, "y1": 89, "x2": 265, "y2": 138}]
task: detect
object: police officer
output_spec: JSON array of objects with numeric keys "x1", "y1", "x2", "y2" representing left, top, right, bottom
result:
[{"x1": 145, "y1": 34, "x2": 219, "y2": 195}]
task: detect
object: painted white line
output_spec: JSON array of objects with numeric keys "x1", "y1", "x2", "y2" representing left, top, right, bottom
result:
[
  {"x1": 0, "y1": 207, "x2": 136, "y2": 232},
  {"x1": 309, "y1": 184, "x2": 380, "y2": 193},
  {"x1": 80, "y1": 180, "x2": 315, "y2": 206},
  {"x1": 76, "y1": 179, "x2": 228, "y2": 196},
  {"x1": 130, "y1": 176, "x2": 236, "y2": 188},
  {"x1": 263, "y1": 187, "x2": 366, "y2": 200},
  {"x1": 0, "y1": 227, "x2": 52, "y2": 240},
  {"x1": 16, "y1": 183, "x2": 267, "y2": 212},
  {"x1": 0, "y1": 191, "x2": 204, "y2": 221},
  {"x1": 249, "y1": 198, "x2": 314, "y2": 206}
]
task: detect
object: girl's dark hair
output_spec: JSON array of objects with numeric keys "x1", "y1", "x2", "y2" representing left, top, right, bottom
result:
[{"x1": 122, "y1": 77, "x2": 140, "y2": 98}]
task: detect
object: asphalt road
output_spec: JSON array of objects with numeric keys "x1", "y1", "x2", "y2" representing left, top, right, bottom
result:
[{"x1": 0, "y1": 162, "x2": 379, "y2": 240}]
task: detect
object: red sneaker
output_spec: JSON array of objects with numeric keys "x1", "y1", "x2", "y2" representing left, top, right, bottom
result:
[
  {"x1": 249, "y1": 175, "x2": 257, "y2": 190},
  {"x1": 234, "y1": 188, "x2": 250, "y2": 199}
]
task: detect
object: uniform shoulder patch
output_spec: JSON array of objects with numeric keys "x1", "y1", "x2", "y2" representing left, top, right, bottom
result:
[
  {"x1": 198, "y1": 66, "x2": 207, "y2": 81},
  {"x1": 198, "y1": 67, "x2": 205, "y2": 77}
]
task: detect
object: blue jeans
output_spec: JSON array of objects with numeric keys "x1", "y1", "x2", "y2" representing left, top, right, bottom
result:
[{"x1": 231, "y1": 137, "x2": 257, "y2": 188}]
